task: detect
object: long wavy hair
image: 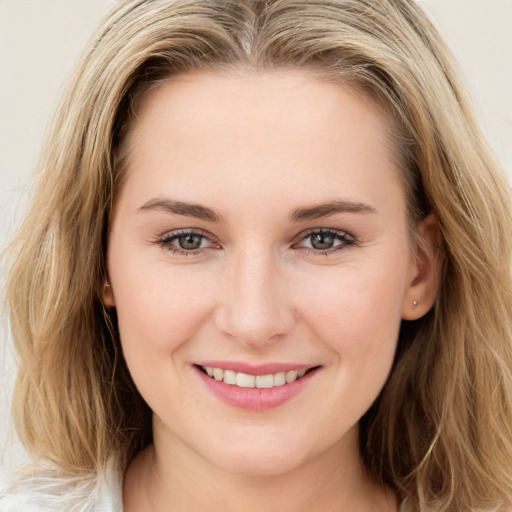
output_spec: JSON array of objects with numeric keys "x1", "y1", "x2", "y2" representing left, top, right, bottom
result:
[{"x1": 5, "y1": 0, "x2": 512, "y2": 510}]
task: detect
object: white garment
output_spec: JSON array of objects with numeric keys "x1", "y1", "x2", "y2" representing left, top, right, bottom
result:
[{"x1": 0, "y1": 462, "x2": 123, "y2": 512}]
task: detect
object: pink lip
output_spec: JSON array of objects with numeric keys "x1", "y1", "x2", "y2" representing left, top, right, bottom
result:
[{"x1": 193, "y1": 362, "x2": 320, "y2": 411}]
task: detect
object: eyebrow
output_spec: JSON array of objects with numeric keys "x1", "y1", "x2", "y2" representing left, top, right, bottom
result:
[
  {"x1": 138, "y1": 197, "x2": 377, "y2": 223},
  {"x1": 290, "y1": 199, "x2": 377, "y2": 222},
  {"x1": 138, "y1": 197, "x2": 223, "y2": 222}
]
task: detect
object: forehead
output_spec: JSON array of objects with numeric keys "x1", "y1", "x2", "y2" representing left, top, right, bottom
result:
[
  {"x1": 127, "y1": 68, "x2": 393, "y2": 145},
  {"x1": 119, "y1": 69, "x2": 404, "y2": 216}
]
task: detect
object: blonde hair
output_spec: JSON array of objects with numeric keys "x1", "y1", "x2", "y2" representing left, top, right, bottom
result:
[{"x1": 5, "y1": 0, "x2": 512, "y2": 509}]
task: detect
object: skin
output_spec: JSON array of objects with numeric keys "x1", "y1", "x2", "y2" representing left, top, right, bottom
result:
[{"x1": 105, "y1": 69, "x2": 440, "y2": 511}]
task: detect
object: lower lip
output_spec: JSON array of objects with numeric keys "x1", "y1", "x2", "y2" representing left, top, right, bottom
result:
[{"x1": 195, "y1": 366, "x2": 319, "y2": 411}]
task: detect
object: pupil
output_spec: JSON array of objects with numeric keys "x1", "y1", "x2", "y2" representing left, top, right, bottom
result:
[
  {"x1": 311, "y1": 233, "x2": 334, "y2": 250},
  {"x1": 179, "y1": 234, "x2": 202, "y2": 250}
]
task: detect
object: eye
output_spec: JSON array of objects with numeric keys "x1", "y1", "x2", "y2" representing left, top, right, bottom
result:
[
  {"x1": 175, "y1": 232, "x2": 205, "y2": 250},
  {"x1": 155, "y1": 229, "x2": 218, "y2": 255},
  {"x1": 296, "y1": 229, "x2": 355, "y2": 254}
]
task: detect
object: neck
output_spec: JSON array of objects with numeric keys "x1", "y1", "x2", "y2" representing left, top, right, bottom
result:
[{"x1": 123, "y1": 426, "x2": 397, "y2": 512}]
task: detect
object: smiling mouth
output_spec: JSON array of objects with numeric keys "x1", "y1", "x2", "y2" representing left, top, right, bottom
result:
[{"x1": 197, "y1": 365, "x2": 319, "y2": 389}]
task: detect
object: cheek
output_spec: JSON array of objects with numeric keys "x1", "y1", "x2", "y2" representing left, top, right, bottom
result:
[
  {"x1": 293, "y1": 254, "x2": 408, "y2": 364},
  {"x1": 108, "y1": 243, "x2": 218, "y2": 382},
  {"x1": 115, "y1": 267, "x2": 216, "y2": 345},
  {"x1": 291, "y1": 259, "x2": 408, "y2": 429},
  {"x1": 110, "y1": 263, "x2": 220, "y2": 415}
]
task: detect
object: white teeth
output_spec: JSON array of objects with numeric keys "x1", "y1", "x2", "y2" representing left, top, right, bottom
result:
[
  {"x1": 202, "y1": 366, "x2": 310, "y2": 388},
  {"x1": 255, "y1": 374, "x2": 274, "y2": 389},
  {"x1": 223, "y1": 370, "x2": 236, "y2": 385},
  {"x1": 273, "y1": 372, "x2": 286, "y2": 386},
  {"x1": 285, "y1": 370, "x2": 298, "y2": 384},
  {"x1": 236, "y1": 373, "x2": 255, "y2": 388}
]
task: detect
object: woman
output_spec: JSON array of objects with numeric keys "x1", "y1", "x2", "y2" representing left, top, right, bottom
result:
[{"x1": 2, "y1": 0, "x2": 512, "y2": 510}]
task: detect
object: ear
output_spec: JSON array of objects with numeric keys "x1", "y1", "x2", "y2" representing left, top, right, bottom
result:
[
  {"x1": 102, "y1": 281, "x2": 116, "y2": 308},
  {"x1": 402, "y1": 213, "x2": 443, "y2": 320}
]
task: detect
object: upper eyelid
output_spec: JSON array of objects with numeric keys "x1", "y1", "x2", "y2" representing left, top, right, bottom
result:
[
  {"x1": 156, "y1": 227, "x2": 353, "y2": 239},
  {"x1": 158, "y1": 227, "x2": 213, "y2": 240},
  {"x1": 153, "y1": 228, "x2": 218, "y2": 252},
  {"x1": 293, "y1": 227, "x2": 355, "y2": 242}
]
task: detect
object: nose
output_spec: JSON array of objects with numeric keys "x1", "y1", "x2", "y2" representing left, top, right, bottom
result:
[{"x1": 214, "y1": 249, "x2": 296, "y2": 348}]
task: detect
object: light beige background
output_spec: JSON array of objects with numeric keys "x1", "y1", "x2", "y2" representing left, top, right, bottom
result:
[{"x1": 1, "y1": 0, "x2": 511, "y2": 467}]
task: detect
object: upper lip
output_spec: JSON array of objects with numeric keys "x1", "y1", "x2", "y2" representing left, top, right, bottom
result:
[{"x1": 194, "y1": 360, "x2": 319, "y2": 376}]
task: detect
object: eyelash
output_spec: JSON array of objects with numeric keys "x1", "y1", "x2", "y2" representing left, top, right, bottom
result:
[
  {"x1": 155, "y1": 229, "x2": 218, "y2": 256},
  {"x1": 294, "y1": 229, "x2": 356, "y2": 255},
  {"x1": 154, "y1": 228, "x2": 356, "y2": 256}
]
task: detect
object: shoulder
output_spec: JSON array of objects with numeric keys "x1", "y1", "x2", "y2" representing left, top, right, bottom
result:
[{"x1": 0, "y1": 461, "x2": 123, "y2": 512}]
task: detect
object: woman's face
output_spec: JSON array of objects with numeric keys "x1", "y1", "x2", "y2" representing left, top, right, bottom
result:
[{"x1": 107, "y1": 69, "x2": 433, "y2": 476}]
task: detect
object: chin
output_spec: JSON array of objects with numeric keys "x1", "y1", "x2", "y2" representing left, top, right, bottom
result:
[
  {"x1": 204, "y1": 433, "x2": 315, "y2": 477},
  {"x1": 218, "y1": 452, "x2": 306, "y2": 477}
]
